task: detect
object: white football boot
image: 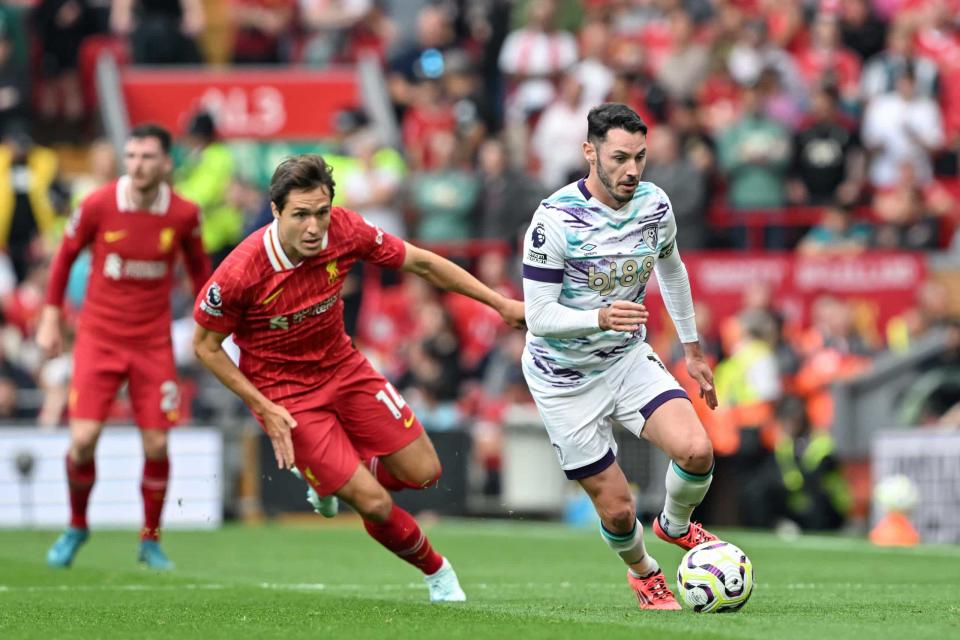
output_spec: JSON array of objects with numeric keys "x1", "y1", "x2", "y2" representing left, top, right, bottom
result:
[
  {"x1": 424, "y1": 557, "x2": 467, "y2": 602},
  {"x1": 290, "y1": 468, "x2": 338, "y2": 517}
]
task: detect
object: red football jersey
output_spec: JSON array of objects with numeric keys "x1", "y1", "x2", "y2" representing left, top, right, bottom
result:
[
  {"x1": 193, "y1": 207, "x2": 406, "y2": 402},
  {"x1": 46, "y1": 177, "x2": 210, "y2": 347}
]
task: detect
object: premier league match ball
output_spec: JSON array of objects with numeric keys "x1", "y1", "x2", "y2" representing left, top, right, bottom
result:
[{"x1": 676, "y1": 540, "x2": 755, "y2": 613}]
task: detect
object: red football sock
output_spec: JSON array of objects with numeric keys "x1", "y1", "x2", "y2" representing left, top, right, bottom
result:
[
  {"x1": 66, "y1": 455, "x2": 96, "y2": 530},
  {"x1": 363, "y1": 504, "x2": 444, "y2": 575},
  {"x1": 365, "y1": 457, "x2": 439, "y2": 491},
  {"x1": 140, "y1": 457, "x2": 170, "y2": 541}
]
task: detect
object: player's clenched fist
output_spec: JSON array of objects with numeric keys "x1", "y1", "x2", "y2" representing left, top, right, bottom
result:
[
  {"x1": 598, "y1": 300, "x2": 649, "y2": 333},
  {"x1": 498, "y1": 298, "x2": 526, "y2": 330}
]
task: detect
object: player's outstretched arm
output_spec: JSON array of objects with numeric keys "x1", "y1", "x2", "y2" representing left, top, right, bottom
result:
[
  {"x1": 400, "y1": 242, "x2": 526, "y2": 329},
  {"x1": 193, "y1": 324, "x2": 298, "y2": 469}
]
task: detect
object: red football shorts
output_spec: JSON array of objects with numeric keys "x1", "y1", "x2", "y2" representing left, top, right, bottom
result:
[
  {"x1": 266, "y1": 352, "x2": 424, "y2": 496},
  {"x1": 70, "y1": 332, "x2": 181, "y2": 429}
]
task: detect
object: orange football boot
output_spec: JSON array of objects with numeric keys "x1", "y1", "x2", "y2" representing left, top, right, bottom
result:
[
  {"x1": 653, "y1": 516, "x2": 718, "y2": 551},
  {"x1": 626, "y1": 569, "x2": 682, "y2": 610}
]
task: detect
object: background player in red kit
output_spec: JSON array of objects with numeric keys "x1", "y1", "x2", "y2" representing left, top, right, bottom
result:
[
  {"x1": 37, "y1": 124, "x2": 211, "y2": 570},
  {"x1": 193, "y1": 154, "x2": 525, "y2": 601}
]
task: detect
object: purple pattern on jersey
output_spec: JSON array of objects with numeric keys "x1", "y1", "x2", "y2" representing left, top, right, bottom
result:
[
  {"x1": 529, "y1": 349, "x2": 585, "y2": 388},
  {"x1": 541, "y1": 202, "x2": 595, "y2": 228},
  {"x1": 590, "y1": 344, "x2": 633, "y2": 360},
  {"x1": 563, "y1": 259, "x2": 594, "y2": 285}
]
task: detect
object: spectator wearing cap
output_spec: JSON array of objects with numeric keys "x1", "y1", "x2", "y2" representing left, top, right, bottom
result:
[
  {"x1": 174, "y1": 111, "x2": 241, "y2": 265},
  {"x1": 387, "y1": 4, "x2": 456, "y2": 119}
]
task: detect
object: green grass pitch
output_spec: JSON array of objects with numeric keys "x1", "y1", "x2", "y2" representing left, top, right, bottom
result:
[{"x1": 0, "y1": 520, "x2": 956, "y2": 639}]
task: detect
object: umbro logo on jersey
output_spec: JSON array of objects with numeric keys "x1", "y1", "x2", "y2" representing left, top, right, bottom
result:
[
  {"x1": 581, "y1": 244, "x2": 596, "y2": 251},
  {"x1": 269, "y1": 315, "x2": 289, "y2": 330},
  {"x1": 103, "y1": 230, "x2": 127, "y2": 243}
]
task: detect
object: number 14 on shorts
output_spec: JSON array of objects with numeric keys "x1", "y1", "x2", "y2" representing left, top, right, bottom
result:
[{"x1": 376, "y1": 382, "x2": 415, "y2": 428}]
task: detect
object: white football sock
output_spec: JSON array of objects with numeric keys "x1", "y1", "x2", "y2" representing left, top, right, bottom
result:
[
  {"x1": 601, "y1": 519, "x2": 659, "y2": 576},
  {"x1": 662, "y1": 460, "x2": 713, "y2": 537}
]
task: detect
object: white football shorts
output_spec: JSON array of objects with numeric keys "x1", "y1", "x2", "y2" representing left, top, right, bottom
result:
[{"x1": 521, "y1": 341, "x2": 689, "y2": 479}]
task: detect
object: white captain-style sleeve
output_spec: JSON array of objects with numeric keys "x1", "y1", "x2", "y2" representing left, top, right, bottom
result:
[
  {"x1": 652, "y1": 193, "x2": 698, "y2": 344},
  {"x1": 522, "y1": 209, "x2": 602, "y2": 338}
]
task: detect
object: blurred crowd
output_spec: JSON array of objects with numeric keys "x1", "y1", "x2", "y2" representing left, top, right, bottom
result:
[{"x1": 1, "y1": 0, "x2": 960, "y2": 527}]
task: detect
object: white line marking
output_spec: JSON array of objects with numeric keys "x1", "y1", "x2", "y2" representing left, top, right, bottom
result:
[{"x1": 0, "y1": 581, "x2": 934, "y2": 595}]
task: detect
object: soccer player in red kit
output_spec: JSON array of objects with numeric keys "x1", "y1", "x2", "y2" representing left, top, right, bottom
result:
[
  {"x1": 193, "y1": 154, "x2": 525, "y2": 601},
  {"x1": 38, "y1": 124, "x2": 211, "y2": 570}
]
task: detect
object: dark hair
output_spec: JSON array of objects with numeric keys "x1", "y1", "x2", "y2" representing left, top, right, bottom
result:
[
  {"x1": 269, "y1": 154, "x2": 336, "y2": 211},
  {"x1": 186, "y1": 110, "x2": 216, "y2": 139},
  {"x1": 587, "y1": 103, "x2": 648, "y2": 145},
  {"x1": 129, "y1": 123, "x2": 172, "y2": 154}
]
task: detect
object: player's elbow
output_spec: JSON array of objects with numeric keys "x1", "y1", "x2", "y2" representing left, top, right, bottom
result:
[
  {"x1": 192, "y1": 336, "x2": 218, "y2": 366},
  {"x1": 525, "y1": 318, "x2": 547, "y2": 338}
]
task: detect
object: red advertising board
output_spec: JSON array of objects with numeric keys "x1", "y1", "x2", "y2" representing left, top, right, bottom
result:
[
  {"x1": 120, "y1": 69, "x2": 361, "y2": 139},
  {"x1": 645, "y1": 252, "x2": 927, "y2": 334}
]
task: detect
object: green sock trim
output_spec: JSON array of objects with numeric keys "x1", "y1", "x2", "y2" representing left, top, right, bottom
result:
[
  {"x1": 600, "y1": 522, "x2": 637, "y2": 543},
  {"x1": 671, "y1": 460, "x2": 714, "y2": 482}
]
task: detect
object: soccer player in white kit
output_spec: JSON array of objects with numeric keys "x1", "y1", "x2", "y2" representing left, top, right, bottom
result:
[{"x1": 521, "y1": 103, "x2": 720, "y2": 610}]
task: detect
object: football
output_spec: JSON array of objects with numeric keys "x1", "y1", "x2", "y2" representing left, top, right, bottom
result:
[{"x1": 676, "y1": 540, "x2": 755, "y2": 612}]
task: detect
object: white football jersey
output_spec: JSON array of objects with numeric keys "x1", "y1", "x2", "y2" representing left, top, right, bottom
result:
[{"x1": 522, "y1": 178, "x2": 678, "y2": 383}]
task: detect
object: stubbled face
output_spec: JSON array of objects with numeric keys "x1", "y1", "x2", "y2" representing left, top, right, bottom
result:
[
  {"x1": 124, "y1": 136, "x2": 170, "y2": 192},
  {"x1": 585, "y1": 128, "x2": 647, "y2": 205},
  {"x1": 272, "y1": 185, "x2": 332, "y2": 262}
]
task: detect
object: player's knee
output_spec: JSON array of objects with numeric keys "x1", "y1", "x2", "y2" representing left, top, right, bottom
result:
[
  {"x1": 598, "y1": 499, "x2": 636, "y2": 533},
  {"x1": 414, "y1": 460, "x2": 442, "y2": 488},
  {"x1": 71, "y1": 431, "x2": 99, "y2": 460},
  {"x1": 680, "y1": 438, "x2": 714, "y2": 475},
  {"x1": 357, "y1": 492, "x2": 394, "y2": 522},
  {"x1": 141, "y1": 431, "x2": 169, "y2": 460}
]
